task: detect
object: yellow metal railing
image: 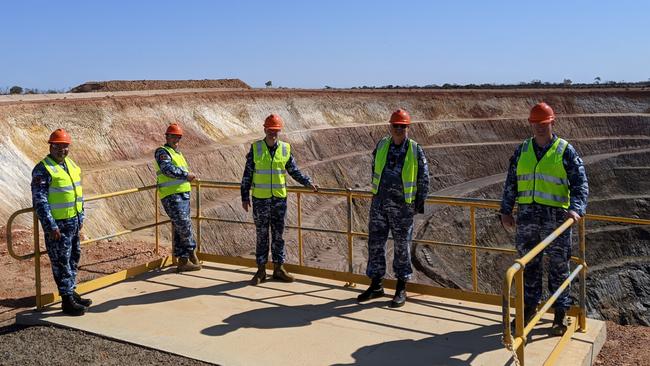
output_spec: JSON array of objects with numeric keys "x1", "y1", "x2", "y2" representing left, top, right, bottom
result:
[
  {"x1": 501, "y1": 213, "x2": 650, "y2": 366},
  {"x1": 6, "y1": 180, "x2": 649, "y2": 365}
]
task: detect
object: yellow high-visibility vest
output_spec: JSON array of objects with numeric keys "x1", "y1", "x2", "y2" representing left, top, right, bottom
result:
[
  {"x1": 371, "y1": 137, "x2": 419, "y2": 203},
  {"x1": 155, "y1": 146, "x2": 191, "y2": 199},
  {"x1": 252, "y1": 140, "x2": 290, "y2": 199},
  {"x1": 41, "y1": 156, "x2": 83, "y2": 220},
  {"x1": 516, "y1": 137, "x2": 570, "y2": 208}
]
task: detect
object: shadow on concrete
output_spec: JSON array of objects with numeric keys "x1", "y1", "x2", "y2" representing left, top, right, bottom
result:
[
  {"x1": 202, "y1": 298, "x2": 381, "y2": 336},
  {"x1": 86, "y1": 268, "x2": 250, "y2": 313},
  {"x1": 331, "y1": 324, "x2": 516, "y2": 366}
]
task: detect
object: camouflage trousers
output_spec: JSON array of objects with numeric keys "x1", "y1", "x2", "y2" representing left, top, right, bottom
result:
[
  {"x1": 161, "y1": 193, "x2": 197, "y2": 258},
  {"x1": 252, "y1": 197, "x2": 288, "y2": 265},
  {"x1": 44, "y1": 216, "x2": 81, "y2": 296},
  {"x1": 515, "y1": 204, "x2": 572, "y2": 310},
  {"x1": 365, "y1": 196, "x2": 414, "y2": 281}
]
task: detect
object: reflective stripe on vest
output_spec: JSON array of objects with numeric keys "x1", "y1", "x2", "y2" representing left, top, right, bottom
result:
[
  {"x1": 371, "y1": 137, "x2": 419, "y2": 203},
  {"x1": 155, "y1": 146, "x2": 191, "y2": 199},
  {"x1": 41, "y1": 156, "x2": 83, "y2": 220},
  {"x1": 516, "y1": 137, "x2": 570, "y2": 208},
  {"x1": 252, "y1": 140, "x2": 291, "y2": 199}
]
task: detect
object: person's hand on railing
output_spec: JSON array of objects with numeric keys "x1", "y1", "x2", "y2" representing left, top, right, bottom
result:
[
  {"x1": 242, "y1": 199, "x2": 251, "y2": 212},
  {"x1": 50, "y1": 228, "x2": 61, "y2": 241},
  {"x1": 500, "y1": 213, "x2": 515, "y2": 229},
  {"x1": 565, "y1": 210, "x2": 581, "y2": 223},
  {"x1": 187, "y1": 173, "x2": 197, "y2": 182},
  {"x1": 309, "y1": 183, "x2": 319, "y2": 192}
]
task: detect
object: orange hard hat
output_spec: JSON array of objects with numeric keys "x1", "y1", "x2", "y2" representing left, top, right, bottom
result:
[
  {"x1": 165, "y1": 123, "x2": 183, "y2": 136},
  {"x1": 389, "y1": 109, "x2": 411, "y2": 125},
  {"x1": 48, "y1": 128, "x2": 72, "y2": 144},
  {"x1": 263, "y1": 114, "x2": 283, "y2": 130},
  {"x1": 528, "y1": 102, "x2": 555, "y2": 124}
]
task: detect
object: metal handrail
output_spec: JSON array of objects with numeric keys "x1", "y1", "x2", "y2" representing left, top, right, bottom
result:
[
  {"x1": 501, "y1": 218, "x2": 575, "y2": 362},
  {"x1": 500, "y1": 212, "x2": 650, "y2": 365},
  {"x1": 5, "y1": 180, "x2": 650, "y2": 365}
]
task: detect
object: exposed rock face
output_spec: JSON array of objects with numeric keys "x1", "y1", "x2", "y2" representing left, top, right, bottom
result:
[{"x1": 0, "y1": 88, "x2": 649, "y2": 324}]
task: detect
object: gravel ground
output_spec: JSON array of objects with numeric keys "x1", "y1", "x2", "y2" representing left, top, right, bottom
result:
[{"x1": 0, "y1": 324, "x2": 214, "y2": 366}]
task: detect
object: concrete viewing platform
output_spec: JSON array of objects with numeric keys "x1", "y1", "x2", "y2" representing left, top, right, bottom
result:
[{"x1": 16, "y1": 263, "x2": 605, "y2": 365}]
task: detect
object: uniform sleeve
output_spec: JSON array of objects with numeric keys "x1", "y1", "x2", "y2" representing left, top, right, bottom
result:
[
  {"x1": 155, "y1": 147, "x2": 188, "y2": 180},
  {"x1": 563, "y1": 144, "x2": 589, "y2": 216},
  {"x1": 31, "y1": 162, "x2": 58, "y2": 233},
  {"x1": 286, "y1": 152, "x2": 312, "y2": 187},
  {"x1": 414, "y1": 144, "x2": 430, "y2": 213},
  {"x1": 500, "y1": 144, "x2": 522, "y2": 215},
  {"x1": 241, "y1": 146, "x2": 255, "y2": 202}
]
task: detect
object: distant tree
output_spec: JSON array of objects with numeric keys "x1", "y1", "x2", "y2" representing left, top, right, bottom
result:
[
  {"x1": 9, "y1": 86, "x2": 23, "y2": 94},
  {"x1": 531, "y1": 79, "x2": 542, "y2": 85},
  {"x1": 265, "y1": 81, "x2": 272, "y2": 88},
  {"x1": 563, "y1": 79, "x2": 572, "y2": 86},
  {"x1": 594, "y1": 76, "x2": 601, "y2": 84}
]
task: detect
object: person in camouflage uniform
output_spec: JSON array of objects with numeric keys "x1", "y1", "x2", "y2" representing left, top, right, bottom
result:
[
  {"x1": 357, "y1": 109, "x2": 430, "y2": 308},
  {"x1": 155, "y1": 123, "x2": 201, "y2": 272},
  {"x1": 500, "y1": 102, "x2": 589, "y2": 336},
  {"x1": 241, "y1": 114, "x2": 318, "y2": 285},
  {"x1": 31, "y1": 128, "x2": 91, "y2": 316}
]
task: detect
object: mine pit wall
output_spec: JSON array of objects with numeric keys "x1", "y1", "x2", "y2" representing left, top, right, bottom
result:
[{"x1": 1, "y1": 89, "x2": 649, "y2": 324}]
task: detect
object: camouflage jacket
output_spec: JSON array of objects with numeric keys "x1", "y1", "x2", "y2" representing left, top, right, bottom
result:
[
  {"x1": 241, "y1": 140, "x2": 313, "y2": 201},
  {"x1": 500, "y1": 135, "x2": 589, "y2": 216},
  {"x1": 155, "y1": 144, "x2": 191, "y2": 200},
  {"x1": 31, "y1": 156, "x2": 85, "y2": 233},
  {"x1": 372, "y1": 137, "x2": 430, "y2": 213}
]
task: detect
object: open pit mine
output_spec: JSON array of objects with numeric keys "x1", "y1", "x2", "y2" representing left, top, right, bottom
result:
[{"x1": 1, "y1": 86, "x2": 649, "y2": 327}]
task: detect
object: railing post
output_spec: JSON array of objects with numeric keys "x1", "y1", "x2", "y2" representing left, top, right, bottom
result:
[
  {"x1": 33, "y1": 211, "x2": 43, "y2": 310},
  {"x1": 346, "y1": 188, "x2": 353, "y2": 274},
  {"x1": 515, "y1": 269, "x2": 526, "y2": 365},
  {"x1": 579, "y1": 218, "x2": 587, "y2": 332},
  {"x1": 470, "y1": 206, "x2": 478, "y2": 292},
  {"x1": 297, "y1": 192, "x2": 303, "y2": 266},
  {"x1": 154, "y1": 189, "x2": 159, "y2": 255},
  {"x1": 196, "y1": 181, "x2": 202, "y2": 253}
]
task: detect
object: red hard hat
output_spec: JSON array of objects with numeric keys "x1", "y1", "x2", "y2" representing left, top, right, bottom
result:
[
  {"x1": 528, "y1": 102, "x2": 555, "y2": 124},
  {"x1": 389, "y1": 109, "x2": 411, "y2": 125},
  {"x1": 165, "y1": 123, "x2": 183, "y2": 136},
  {"x1": 48, "y1": 128, "x2": 72, "y2": 144},
  {"x1": 263, "y1": 114, "x2": 283, "y2": 130}
]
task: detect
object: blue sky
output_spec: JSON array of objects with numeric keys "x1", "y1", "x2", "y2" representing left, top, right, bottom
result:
[{"x1": 1, "y1": 0, "x2": 649, "y2": 90}]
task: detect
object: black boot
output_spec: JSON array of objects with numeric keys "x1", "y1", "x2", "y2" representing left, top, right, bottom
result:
[
  {"x1": 73, "y1": 291, "x2": 92, "y2": 307},
  {"x1": 550, "y1": 308, "x2": 567, "y2": 336},
  {"x1": 61, "y1": 295, "x2": 86, "y2": 316},
  {"x1": 390, "y1": 279, "x2": 407, "y2": 308},
  {"x1": 357, "y1": 278, "x2": 384, "y2": 302},
  {"x1": 272, "y1": 263, "x2": 295, "y2": 282},
  {"x1": 511, "y1": 304, "x2": 537, "y2": 333},
  {"x1": 251, "y1": 264, "x2": 267, "y2": 285}
]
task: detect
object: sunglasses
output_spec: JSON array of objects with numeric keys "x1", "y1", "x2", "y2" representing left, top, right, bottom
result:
[{"x1": 391, "y1": 124, "x2": 408, "y2": 130}]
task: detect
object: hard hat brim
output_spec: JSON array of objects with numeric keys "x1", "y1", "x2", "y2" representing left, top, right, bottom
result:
[{"x1": 528, "y1": 116, "x2": 555, "y2": 124}]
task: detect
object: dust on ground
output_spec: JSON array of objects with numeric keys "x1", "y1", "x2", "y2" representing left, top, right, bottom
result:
[{"x1": 1, "y1": 226, "x2": 648, "y2": 365}]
